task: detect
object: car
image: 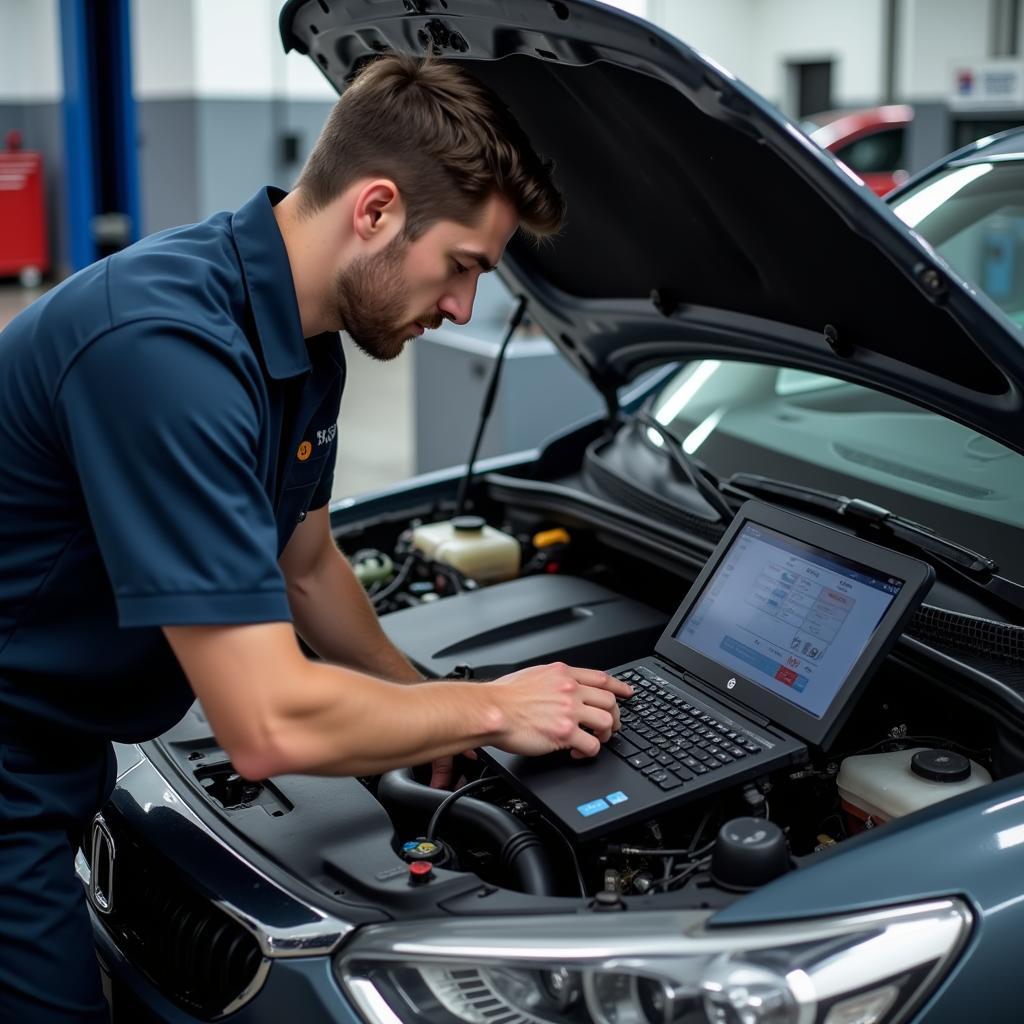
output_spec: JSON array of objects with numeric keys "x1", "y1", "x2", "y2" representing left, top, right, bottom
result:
[
  {"x1": 79, "y1": 3, "x2": 1024, "y2": 1023},
  {"x1": 804, "y1": 105, "x2": 913, "y2": 195},
  {"x1": 889, "y1": 127, "x2": 1024, "y2": 328}
]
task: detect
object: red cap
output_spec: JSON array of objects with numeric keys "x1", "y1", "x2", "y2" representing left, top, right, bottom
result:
[{"x1": 409, "y1": 861, "x2": 433, "y2": 883}]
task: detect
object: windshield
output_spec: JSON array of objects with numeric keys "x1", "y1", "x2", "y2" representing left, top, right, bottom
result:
[
  {"x1": 648, "y1": 361, "x2": 1024, "y2": 582},
  {"x1": 891, "y1": 158, "x2": 1024, "y2": 325}
]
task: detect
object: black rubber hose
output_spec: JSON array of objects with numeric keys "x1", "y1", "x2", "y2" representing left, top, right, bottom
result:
[{"x1": 376, "y1": 768, "x2": 559, "y2": 897}]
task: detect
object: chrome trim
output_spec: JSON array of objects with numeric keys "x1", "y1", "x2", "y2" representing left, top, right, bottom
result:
[
  {"x1": 217, "y1": 959, "x2": 273, "y2": 1020},
  {"x1": 88, "y1": 814, "x2": 116, "y2": 915},
  {"x1": 97, "y1": 752, "x2": 353, "y2": 958},
  {"x1": 74, "y1": 847, "x2": 91, "y2": 887},
  {"x1": 113, "y1": 742, "x2": 145, "y2": 781},
  {"x1": 215, "y1": 901, "x2": 352, "y2": 959},
  {"x1": 346, "y1": 977, "x2": 406, "y2": 1024},
  {"x1": 337, "y1": 900, "x2": 972, "y2": 1024}
]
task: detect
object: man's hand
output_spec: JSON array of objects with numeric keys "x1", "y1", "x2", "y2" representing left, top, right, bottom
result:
[
  {"x1": 430, "y1": 664, "x2": 631, "y2": 785},
  {"x1": 488, "y1": 662, "x2": 633, "y2": 760},
  {"x1": 429, "y1": 748, "x2": 477, "y2": 789}
]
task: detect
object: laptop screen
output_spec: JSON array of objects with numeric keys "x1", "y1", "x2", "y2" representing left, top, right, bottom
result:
[{"x1": 671, "y1": 522, "x2": 905, "y2": 719}]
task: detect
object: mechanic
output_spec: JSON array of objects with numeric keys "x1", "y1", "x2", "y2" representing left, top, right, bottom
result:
[{"x1": 0, "y1": 54, "x2": 633, "y2": 1023}]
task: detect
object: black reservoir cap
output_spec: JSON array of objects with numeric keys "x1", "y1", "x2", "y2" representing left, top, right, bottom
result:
[
  {"x1": 710, "y1": 817, "x2": 790, "y2": 891},
  {"x1": 911, "y1": 749, "x2": 971, "y2": 783}
]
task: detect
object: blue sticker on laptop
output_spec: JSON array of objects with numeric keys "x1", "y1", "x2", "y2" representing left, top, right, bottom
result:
[
  {"x1": 577, "y1": 798, "x2": 610, "y2": 817},
  {"x1": 606, "y1": 791, "x2": 629, "y2": 805}
]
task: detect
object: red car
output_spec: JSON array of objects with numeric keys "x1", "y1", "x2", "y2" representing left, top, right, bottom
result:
[{"x1": 805, "y1": 104, "x2": 912, "y2": 196}]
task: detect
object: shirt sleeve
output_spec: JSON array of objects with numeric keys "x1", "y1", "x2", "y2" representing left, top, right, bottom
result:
[
  {"x1": 308, "y1": 434, "x2": 337, "y2": 510},
  {"x1": 54, "y1": 321, "x2": 292, "y2": 628}
]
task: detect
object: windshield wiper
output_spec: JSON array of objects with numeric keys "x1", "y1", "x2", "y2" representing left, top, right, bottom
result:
[
  {"x1": 725, "y1": 473, "x2": 1024, "y2": 617},
  {"x1": 636, "y1": 412, "x2": 733, "y2": 521}
]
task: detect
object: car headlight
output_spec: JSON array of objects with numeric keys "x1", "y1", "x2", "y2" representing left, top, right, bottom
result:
[{"x1": 336, "y1": 899, "x2": 970, "y2": 1024}]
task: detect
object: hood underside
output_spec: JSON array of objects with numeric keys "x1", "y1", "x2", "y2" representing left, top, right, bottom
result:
[{"x1": 280, "y1": 0, "x2": 1024, "y2": 454}]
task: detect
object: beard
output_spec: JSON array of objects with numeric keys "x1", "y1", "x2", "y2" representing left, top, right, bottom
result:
[{"x1": 334, "y1": 234, "x2": 435, "y2": 362}]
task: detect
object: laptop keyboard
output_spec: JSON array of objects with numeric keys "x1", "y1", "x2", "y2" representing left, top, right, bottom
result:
[{"x1": 607, "y1": 668, "x2": 763, "y2": 791}]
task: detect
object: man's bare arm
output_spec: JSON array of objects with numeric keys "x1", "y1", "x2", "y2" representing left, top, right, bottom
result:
[
  {"x1": 162, "y1": 621, "x2": 632, "y2": 781},
  {"x1": 278, "y1": 505, "x2": 421, "y2": 681}
]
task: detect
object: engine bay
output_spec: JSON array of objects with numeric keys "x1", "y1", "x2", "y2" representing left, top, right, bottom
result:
[{"x1": 152, "y1": 487, "x2": 1024, "y2": 920}]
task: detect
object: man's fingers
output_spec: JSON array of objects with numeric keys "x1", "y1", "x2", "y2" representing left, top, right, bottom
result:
[
  {"x1": 568, "y1": 726, "x2": 602, "y2": 759},
  {"x1": 580, "y1": 686, "x2": 616, "y2": 710},
  {"x1": 577, "y1": 705, "x2": 615, "y2": 743},
  {"x1": 564, "y1": 665, "x2": 633, "y2": 699},
  {"x1": 603, "y1": 675, "x2": 634, "y2": 699},
  {"x1": 578, "y1": 691, "x2": 619, "y2": 735},
  {"x1": 430, "y1": 755, "x2": 455, "y2": 789},
  {"x1": 564, "y1": 665, "x2": 616, "y2": 686}
]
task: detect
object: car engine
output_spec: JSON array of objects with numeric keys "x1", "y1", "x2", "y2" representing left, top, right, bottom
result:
[{"x1": 317, "y1": 502, "x2": 1013, "y2": 906}]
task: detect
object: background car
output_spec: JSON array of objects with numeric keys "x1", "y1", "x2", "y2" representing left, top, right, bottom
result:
[
  {"x1": 804, "y1": 104, "x2": 913, "y2": 195},
  {"x1": 890, "y1": 127, "x2": 1024, "y2": 327},
  {"x1": 79, "y1": 3, "x2": 1024, "y2": 1023}
]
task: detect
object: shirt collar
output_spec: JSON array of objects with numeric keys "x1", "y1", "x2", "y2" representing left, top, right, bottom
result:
[{"x1": 231, "y1": 187, "x2": 311, "y2": 380}]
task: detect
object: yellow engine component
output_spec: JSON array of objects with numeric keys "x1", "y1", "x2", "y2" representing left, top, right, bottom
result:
[{"x1": 532, "y1": 527, "x2": 571, "y2": 549}]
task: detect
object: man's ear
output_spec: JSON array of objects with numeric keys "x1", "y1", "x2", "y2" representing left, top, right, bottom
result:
[{"x1": 352, "y1": 179, "x2": 404, "y2": 242}]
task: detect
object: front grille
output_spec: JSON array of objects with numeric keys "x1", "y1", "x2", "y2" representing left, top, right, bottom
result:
[{"x1": 90, "y1": 826, "x2": 265, "y2": 1018}]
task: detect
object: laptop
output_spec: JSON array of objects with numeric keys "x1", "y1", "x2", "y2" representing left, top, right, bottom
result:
[{"x1": 479, "y1": 500, "x2": 934, "y2": 841}]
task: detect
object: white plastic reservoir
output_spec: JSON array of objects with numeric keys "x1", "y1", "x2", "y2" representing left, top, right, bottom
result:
[
  {"x1": 411, "y1": 516, "x2": 520, "y2": 584},
  {"x1": 838, "y1": 747, "x2": 991, "y2": 826}
]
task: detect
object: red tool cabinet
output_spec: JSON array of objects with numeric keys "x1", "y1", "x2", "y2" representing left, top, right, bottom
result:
[{"x1": 0, "y1": 130, "x2": 49, "y2": 285}]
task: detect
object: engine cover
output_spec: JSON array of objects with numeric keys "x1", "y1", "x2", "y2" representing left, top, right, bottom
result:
[{"x1": 381, "y1": 575, "x2": 667, "y2": 678}]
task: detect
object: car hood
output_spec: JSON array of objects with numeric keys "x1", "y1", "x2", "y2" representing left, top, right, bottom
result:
[{"x1": 280, "y1": 0, "x2": 1024, "y2": 454}]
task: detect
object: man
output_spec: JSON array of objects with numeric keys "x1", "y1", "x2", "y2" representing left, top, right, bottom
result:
[{"x1": 0, "y1": 54, "x2": 632, "y2": 1022}]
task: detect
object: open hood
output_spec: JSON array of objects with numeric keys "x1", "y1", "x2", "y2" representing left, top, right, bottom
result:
[{"x1": 280, "y1": 0, "x2": 1024, "y2": 454}]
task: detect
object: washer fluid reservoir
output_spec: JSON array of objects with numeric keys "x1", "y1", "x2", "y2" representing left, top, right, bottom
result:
[
  {"x1": 411, "y1": 516, "x2": 520, "y2": 584},
  {"x1": 837, "y1": 747, "x2": 991, "y2": 830}
]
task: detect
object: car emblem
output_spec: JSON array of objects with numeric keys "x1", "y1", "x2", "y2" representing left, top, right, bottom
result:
[
  {"x1": 88, "y1": 814, "x2": 116, "y2": 915},
  {"x1": 727, "y1": 677, "x2": 736, "y2": 689}
]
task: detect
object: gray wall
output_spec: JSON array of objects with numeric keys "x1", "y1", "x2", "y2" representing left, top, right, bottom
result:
[
  {"x1": 136, "y1": 97, "x2": 333, "y2": 235},
  {"x1": 0, "y1": 101, "x2": 67, "y2": 276},
  {"x1": 136, "y1": 99, "x2": 200, "y2": 232}
]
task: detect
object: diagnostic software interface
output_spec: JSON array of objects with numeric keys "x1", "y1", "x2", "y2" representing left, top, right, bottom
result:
[{"x1": 673, "y1": 522, "x2": 904, "y2": 719}]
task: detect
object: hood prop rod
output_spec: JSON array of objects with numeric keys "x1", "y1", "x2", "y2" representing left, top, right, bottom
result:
[{"x1": 454, "y1": 295, "x2": 529, "y2": 517}]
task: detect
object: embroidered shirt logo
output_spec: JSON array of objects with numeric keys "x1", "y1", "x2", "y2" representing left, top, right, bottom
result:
[
  {"x1": 297, "y1": 441, "x2": 313, "y2": 462},
  {"x1": 316, "y1": 424, "x2": 337, "y2": 447}
]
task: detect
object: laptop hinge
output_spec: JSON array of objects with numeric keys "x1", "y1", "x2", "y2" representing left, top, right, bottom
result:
[{"x1": 652, "y1": 656, "x2": 771, "y2": 728}]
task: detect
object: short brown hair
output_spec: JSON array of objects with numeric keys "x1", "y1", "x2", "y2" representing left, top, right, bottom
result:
[{"x1": 296, "y1": 54, "x2": 565, "y2": 242}]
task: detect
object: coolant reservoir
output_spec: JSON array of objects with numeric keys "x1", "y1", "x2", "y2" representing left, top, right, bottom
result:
[
  {"x1": 411, "y1": 516, "x2": 520, "y2": 584},
  {"x1": 837, "y1": 747, "x2": 991, "y2": 828}
]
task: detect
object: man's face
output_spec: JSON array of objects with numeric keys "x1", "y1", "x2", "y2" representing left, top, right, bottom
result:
[{"x1": 334, "y1": 192, "x2": 519, "y2": 361}]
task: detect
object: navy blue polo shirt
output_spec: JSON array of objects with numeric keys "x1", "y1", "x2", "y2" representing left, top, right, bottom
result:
[{"x1": 0, "y1": 187, "x2": 345, "y2": 742}]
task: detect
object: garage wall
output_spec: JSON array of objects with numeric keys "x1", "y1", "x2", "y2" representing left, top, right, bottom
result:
[
  {"x1": 646, "y1": 0, "x2": 885, "y2": 113},
  {"x1": 131, "y1": 0, "x2": 335, "y2": 235},
  {"x1": 0, "y1": 0, "x2": 66, "y2": 272},
  {"x1": 897, "y1": 0, "x2": 995, "y2": 100},
  {"x1": 645, "y1": 0, "x2": 1018, "y2": 115},
  {"x1": 646, "y1": 0, "x2": 755, "y2": 85},
  {"x1": 747, "y1": 0, "x2": 886, "y2": 113}
]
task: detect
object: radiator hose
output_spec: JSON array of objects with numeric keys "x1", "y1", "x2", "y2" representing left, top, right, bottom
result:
[{"x1": 376, "y1": 768, "x2": 559, "y2": 897}]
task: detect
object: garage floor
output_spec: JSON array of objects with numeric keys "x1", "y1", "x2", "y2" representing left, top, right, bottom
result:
[{"x1": 0, "y1": 285, "x2": 413, "y2": 502}]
